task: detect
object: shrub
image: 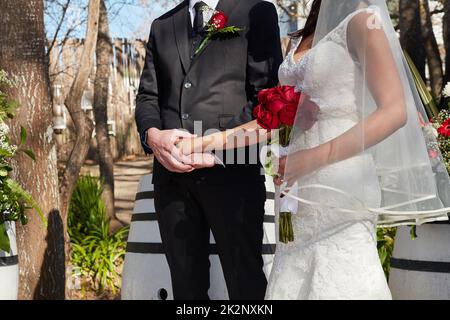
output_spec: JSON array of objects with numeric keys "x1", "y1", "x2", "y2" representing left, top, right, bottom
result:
[{"x1": 68, "y1": 175, "x2": 128, "y2": 295}]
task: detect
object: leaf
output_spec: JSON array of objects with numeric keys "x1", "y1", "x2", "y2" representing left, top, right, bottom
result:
[
  {"x1": 216, "y1": 26, "x2": 243, "y2": 33},
  {"x1": 0, "y1": 223, "x2": 11, "y2": 253},
  {"x1": 6, "y1": 178, "x2": 47, "y2": 228},
  {"x1": 410, "y1": 226, "x2": 418, "y2": 240},
  {"x1": 20, "y1": 214, "x2": 28, "y2": 225},
  {"x1": 22, "y1": 149, "x2": 36, "y2": 161},
  {"x1": 20, "y1": 126, "x2": 26, "y2": 146},
  {"x1": 0, "y1": 148, "x2": 13, "y2": 157}
]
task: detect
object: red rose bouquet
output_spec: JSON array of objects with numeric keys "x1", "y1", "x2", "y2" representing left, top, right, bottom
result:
[
  {"x1": 253, "y1": 86, "x2": 320, "y2": 243},
  {"x1": 195, "y1": 11, "x2": 242, "y2": 56}
]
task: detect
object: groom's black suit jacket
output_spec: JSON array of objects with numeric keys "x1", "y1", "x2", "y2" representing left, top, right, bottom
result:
[{"x1": 135, "y1": 0, "x2": 283, "y2": 185}]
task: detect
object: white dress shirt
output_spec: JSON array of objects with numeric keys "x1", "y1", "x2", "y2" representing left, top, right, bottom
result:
[{"x1": 189, "y1": 0, "x2": 220, "y2": 27}]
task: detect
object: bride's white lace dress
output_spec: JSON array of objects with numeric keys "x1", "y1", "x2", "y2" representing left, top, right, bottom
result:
[{"x1": 265, "y1": 11, "x2": 392, "y2": 300}]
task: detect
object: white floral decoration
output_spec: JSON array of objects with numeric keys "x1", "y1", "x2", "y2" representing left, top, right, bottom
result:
[{"x1": 443, "y1": 82, "x2": 450, "y2": 98}]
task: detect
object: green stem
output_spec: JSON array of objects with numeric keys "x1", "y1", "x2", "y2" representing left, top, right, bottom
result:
[
  {"x1": 279, "y1": 212, "x2": 295, "y2": 244},
  {"x1": 280, "y1": 126, "x2": 292, "y2": 147},
  {"x1": 288, "y1": 213, "x2": 294, "y2": 242},
  {"x1": 279, "y1": 213, "x2": 284, "y2": 244},
  {"x1": 195, "y1": 35, "x2": 211, "y2": 56}
]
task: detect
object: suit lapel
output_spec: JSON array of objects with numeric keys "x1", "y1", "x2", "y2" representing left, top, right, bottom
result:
[
  {"x1": 173, "y1": 0, "x2": 191, "y2": 74},
  {"x1": 189, "y1": 0, "x2": 240, "y2": 69},
  {"x1": 215, "y1": 0, "x2": 240, "y2": 16}
]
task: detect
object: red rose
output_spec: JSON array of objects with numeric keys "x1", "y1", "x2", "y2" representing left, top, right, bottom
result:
[
  {"x1": 259, "y1": 87, "x2": 284, "y2": 103},
  {"x1": 266, "y1": 97, "x2": 285, "y2": 114},
  {"x1": 210, "y1": 11, "x2": 228, "y2": 29},
  {"x1": 252, "y1": 104, "x2": 262, "y2": 118},
  {"x1": 257, "y1": 89, "x2": 273, "y2": 104},
  {"x1": 297, "y1": 97, "x2": 320, "y2": 131},
  {"x1": 279, "y1": 102, "x2": 298, "y2": 126},
  {"x1": 253, "y1": 104, "x2": 280, "y2": 129},
  {"x1": 278, "y1": 87, "x2": 301, "y2": 126},
  {"x1": 278, "y1": 86, "x2": 301, "y2": 105},
  {"x1": 438, "y1": 119, "x2": 450, "y2": 137}
]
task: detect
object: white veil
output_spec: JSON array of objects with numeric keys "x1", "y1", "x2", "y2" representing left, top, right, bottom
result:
[{"x1": 282, "y1": 0, "x2": 450, "y2": 226}]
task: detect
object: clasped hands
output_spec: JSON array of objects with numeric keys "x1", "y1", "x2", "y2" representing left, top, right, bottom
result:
[
  {"x1": 145, "y1": 128, "x2": 216, "y2": 173},
  {"x1": 147, "y1": 127, "x2": 327, "y2": 178}
]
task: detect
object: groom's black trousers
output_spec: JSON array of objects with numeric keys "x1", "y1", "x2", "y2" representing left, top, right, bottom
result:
[{"x1": 154, "y1": 166, "x2": 267, "y2": 300}]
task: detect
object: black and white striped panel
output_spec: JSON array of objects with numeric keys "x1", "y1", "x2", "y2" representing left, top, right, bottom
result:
[
  {"x1": 121, "y1": 174, "x2": 277, "y2": 300},
  {"x1": 388, "y1": 224, "x2": 450, "y2": 299},
  {"x1": 0, "y1": 255, "x2": 18, "y2": 267},
  {"x1": 127, "y1": 193, "x2": 277, "y2": 255},
  {"x1": 0, "y1": 221, "x2": 19, "y2": 300}
]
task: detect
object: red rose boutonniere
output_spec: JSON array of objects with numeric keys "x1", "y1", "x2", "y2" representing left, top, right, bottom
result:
[{"x1": 195, "y1": 11, "x2": 243, "y2": 55}]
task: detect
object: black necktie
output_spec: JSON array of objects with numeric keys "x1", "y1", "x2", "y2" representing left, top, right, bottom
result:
[
  {"x1": 191, "y1": 1, "x2": 208, "y2": 59},
  {"x1": 193, "y1": 1, "x2": 208, "y2": 34}
]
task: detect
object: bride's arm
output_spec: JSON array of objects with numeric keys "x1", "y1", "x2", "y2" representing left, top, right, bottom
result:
[
  {"x1": 178, "y1": 120, "x2": 272, "y2": 155},
  {"x1": 178, "y1": 37, "x2": 296, "y2": 156},
  {"x1": 179, "y1": 38, "x2": 297, "y2": 156},
  {"x1": 278, "y1": 11, "x2": 407, "y2": 184}
]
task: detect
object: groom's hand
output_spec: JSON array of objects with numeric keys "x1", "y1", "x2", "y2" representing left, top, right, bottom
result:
[{"x1": 146, "y1": 128, "x2": 196, "y2": 173}]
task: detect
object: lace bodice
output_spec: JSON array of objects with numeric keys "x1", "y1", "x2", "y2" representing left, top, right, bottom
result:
[{"x1": 278, "y1": 15, "x2": 359, "y2": 123}]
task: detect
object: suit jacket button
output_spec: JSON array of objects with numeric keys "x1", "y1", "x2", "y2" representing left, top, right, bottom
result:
[
  {"x1": 181, "y1": 113, "x2": 190, "y2": 120},
  {"x1": 184, "y1": 82, "x2": 192, "y2": 89}
]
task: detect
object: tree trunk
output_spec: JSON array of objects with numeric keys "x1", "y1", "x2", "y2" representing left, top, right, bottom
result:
[
  {"x1": 0, "y1": 0, "x2": 63, "y2": 299},
  {"x1": 443, "y1": 0, "x2": 450, "y2": 88},
  {"x1": 400, "y1": 0, "x2": 427, "y2": 79},
  {"x1": 59, "y1": 0, "x2": 100, "y2": 226},
  {"x1": 93, "y1": 0, "x2": 116, "y2": 220},
  {"x1": 419, "y1": 0, "x2": 443, "y2": 99}
]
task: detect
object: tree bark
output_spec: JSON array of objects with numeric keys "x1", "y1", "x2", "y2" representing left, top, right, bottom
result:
[
  {"x1": 400, "y1": 0, "x2": 427, "y2": 79},
  {"x1": 58, "y1": 0, "x2": 100, "y2": 298},
  {"x1": 443, "y1": 0, "x2": 450, "y2": 88},
  {"x1": 0, "y1": 0, "x2": 63, "y2": 299},
  {"x1": 93, "y1": 0, "x2": 116, "y2": 220},
  {"x1": 59, "y1": 0, "x2": 100, "y2": 225},
  {"x1": 419, "y1": 0, "x2": 443, "y2": 99}
]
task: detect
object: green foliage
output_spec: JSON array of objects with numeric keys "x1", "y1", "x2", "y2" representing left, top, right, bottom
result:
[
  {"x1": 0, "y1": 70, "x2": 43, "y2": 252},
  {"x1": 377, "y1": 227, "x2": 397, "y2": 279},
  {"x1": 212, "y1": 26, "x2": 242, "y2": 34},
  {"x1": 0, "y1": 70, "x2": 18, "y2": 121},
  {"x1": 68, "y1": 175, "x2": 129, "y2": 294}
]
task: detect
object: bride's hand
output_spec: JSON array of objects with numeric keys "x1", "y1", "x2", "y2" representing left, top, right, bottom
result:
[
  {"x1": 187, "y1": 153, "x2": 217, "y2": 169},
  {"x1": 274, "y1": 147, "x2": 328, "y2": 186},
  {"x1": 176, "y1": 137, "x2": 217, "y2": 169},
  {"x1": 274, "y1": 156, "x2": 287, "y2": 186},
  {"x1": 177, "y1": 135, "x2": 215, "y2": 155}
]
